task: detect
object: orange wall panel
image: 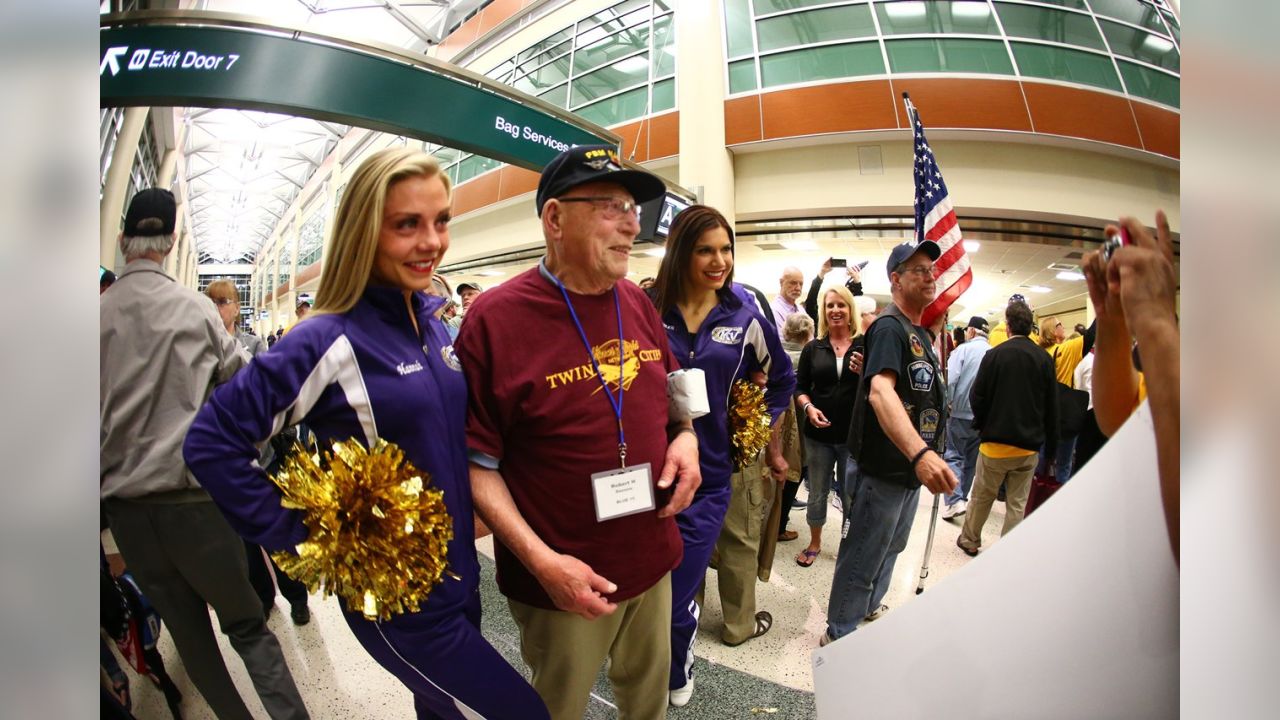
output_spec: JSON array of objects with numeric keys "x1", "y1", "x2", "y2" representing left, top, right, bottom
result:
[
  {"x1": 647, "y1": 112, "x2": 680, "y2": 160},
  {"x1": 1023, "y1": 84, "x2": 1142, "y2": 150},
  {"x1": 497, "y1": 165, "x2": 540, "y2": 201},
  {"x1": 294, "y1": 262, "x2": 322, "y2": 289},
  {"x1": 614, "y1": 119, "x2": 650, "y2": 162},
  {"x1": 1130, "y1": 102, "x2": 1180, "y2": 159},
  {"x1": 890, "y1": 78, "x2": 1032, "y2": 131},
  {"x1": 452, "y1": 169, "x2": 501, "y2": 216},
  {"x1": 725, "y1": 96, "x2": 763, "y2": 145},
  {"x1": 477, "y1": 0, "x2": 525, "y2": 35},
  {"x1": 436, "y1": 18, "x2": 480, "y2": 62},
  {"x1": 761, "y1": 81, "x2": 897, "y2": 138}
]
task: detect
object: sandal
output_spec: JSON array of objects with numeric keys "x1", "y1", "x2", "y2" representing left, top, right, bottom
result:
[
  {"x1": 795, "y1": 548, "x2": 820, "y2": 567},
  {"x1": 724, "y1": 611, "x2": 772, "y2": 647},
  {"x1": 777, "y1": 530, "x2": 799, "y2": 542}
]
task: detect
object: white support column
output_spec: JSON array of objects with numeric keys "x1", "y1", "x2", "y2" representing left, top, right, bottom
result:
[
  {"x1": 100, "y1": 107, "x2": 148, "y2": 270},
  {"x1": 674, "y1": 0, "x2": 736, "y2": 219}
]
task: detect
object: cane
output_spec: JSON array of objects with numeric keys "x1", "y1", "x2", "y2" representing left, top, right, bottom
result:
[{"x1": 915, "y1": 493, "x2": 941, "y2": 594}]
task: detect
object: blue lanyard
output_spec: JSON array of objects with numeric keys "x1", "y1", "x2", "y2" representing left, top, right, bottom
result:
[{"x1": 551, "y1": 277, "x2": 628, "y2": 468}]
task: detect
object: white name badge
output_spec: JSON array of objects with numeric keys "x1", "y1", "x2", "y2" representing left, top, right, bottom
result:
[{"x1": 591, "y1": 463, "x2": 655, "y2": 522}]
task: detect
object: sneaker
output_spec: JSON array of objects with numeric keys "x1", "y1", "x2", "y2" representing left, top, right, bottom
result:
[
  {"x1": 831, "y1": 494, "x2": 843, "y2": 514},
  {"x1": 669, "y1": 679, "x2": 694, "y2": 707},
  {"x1": 863, "y1": 604, "x2": 888, "y2": 622},
  {"x1": 791, "y1": 498, "x2": 807, "y2": 509},
  {"x1": 941, "y1": 500, "x2": 967, "y2": 520},
  {"x1": 819, "y1": 631, "x2": 834, "y2": 647},
  {"x1": 290, "y1": 604, "x2": 311, "y2": 626}
]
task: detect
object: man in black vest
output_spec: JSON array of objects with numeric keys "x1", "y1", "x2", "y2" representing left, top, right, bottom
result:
[{"x1": 823, "y1": 240, "x2": 958, "y2": 643}]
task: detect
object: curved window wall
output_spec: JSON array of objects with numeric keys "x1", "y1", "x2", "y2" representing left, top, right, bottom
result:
[
  {"x1": 432, "y1": 0, "x2": 676, "y2": 186},
  {"x1": 724, "y1": 0, "x2": 1179, "y2": 109}
]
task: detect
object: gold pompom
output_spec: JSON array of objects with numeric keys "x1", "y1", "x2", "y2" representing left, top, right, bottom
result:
[
  {"x1": 729, "y1": 379, "x2": 772, "y2": 466},
  {"x1": 269, "y1": 438, "x2": 455, "y2": 621}
]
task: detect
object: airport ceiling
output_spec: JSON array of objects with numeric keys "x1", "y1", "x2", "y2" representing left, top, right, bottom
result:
[{"x1": 107, "y1": 0, "x2": 488, "y2": 263}]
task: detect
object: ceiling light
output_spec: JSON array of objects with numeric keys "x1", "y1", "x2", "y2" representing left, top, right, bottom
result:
[
  {"x1": 643, "y1": 247, "x2": 666, "y2": 258},
  {"x1": 1026, "y1": 285, "x2": 1051, "y2": 294},
  {"x1": 1141, "y1": 35, "x2": 1175, "y2": 54},
  {"x1": 951, "y1": 2, "x2": 991, "y2": 19},
  {"x1": 885, "y1": 2, "x2": 927, "y2": 19},
  {"x1": 476, "y1": 270, "x2": 505, "y2": 277},
  {"x1": 963, "y1": 240, "x2": 980, "y2": 253},
  {"x1": 1055, "y1": 271, "x2": 1084, "y2": 281}
]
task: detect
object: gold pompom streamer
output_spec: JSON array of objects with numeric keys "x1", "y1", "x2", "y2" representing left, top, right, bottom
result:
[
  {"x1": 269, "y1": 438, "x2": 455, "y2": 621},
  {"x1": 729, "y1": 379, "x2": 772, "y2": 466}
]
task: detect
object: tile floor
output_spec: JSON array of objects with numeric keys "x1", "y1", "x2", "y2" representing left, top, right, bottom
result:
[{"x1": 116, "y1": 489, "x2": 1011, "y2": 719}]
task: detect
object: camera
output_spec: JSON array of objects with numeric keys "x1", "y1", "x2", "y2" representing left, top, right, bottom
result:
[{"x1": 1102, "y1": 227, "x2": 1131, "y2": 263}]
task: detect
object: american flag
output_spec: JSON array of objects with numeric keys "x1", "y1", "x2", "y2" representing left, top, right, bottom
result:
[{"x1": 904, "y1": 93, "x2": 971, "y2": 329}]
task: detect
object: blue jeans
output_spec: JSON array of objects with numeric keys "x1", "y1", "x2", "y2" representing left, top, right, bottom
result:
[
  {"x1": 942, "y1": 416, "x2": 980, "y2": 506},
  {"x1": 825, "y1": 473, "x2": 920, "y2": 640},
  {"x1": 804, "y1": 437, "x2": 856, "y2": 528},
  {"x1": 1036, "y1": 435, "x2": 1078, "y2": 483}
]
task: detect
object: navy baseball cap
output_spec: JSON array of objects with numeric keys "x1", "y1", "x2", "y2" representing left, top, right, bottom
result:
[
  {"x1": 535, "y1": 144, "x2": 666, "y2": 217},
  {"x1": 885, "y1": 240, "x2": 941, "y2": 277},
  {"x1": 967, "y1": 316, "x2": 990, "y2": 333},
  {"x1": 124, "y1": 188, "x2": 177, "y2": 236}
]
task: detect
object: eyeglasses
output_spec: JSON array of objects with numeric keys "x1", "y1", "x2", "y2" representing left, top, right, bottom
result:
[
  {"x1": 212, "y1": 297, "x2": 237, "y2": 307},
  {"x1": 897, "y1": 265, "x2": 934, "y2": 277},
  {"x1": 556, "y1": 196, "x2": 637, "y2": 219}
]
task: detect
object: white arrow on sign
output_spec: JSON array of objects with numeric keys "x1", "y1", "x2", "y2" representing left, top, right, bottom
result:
[{"x1": 100, "y1": 46, "x2": 128, "y2": 77}]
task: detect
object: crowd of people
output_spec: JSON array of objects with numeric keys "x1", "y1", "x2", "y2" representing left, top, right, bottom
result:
[{"x1": 100, "y1": 143, "x2": 1178, "y2": 719}]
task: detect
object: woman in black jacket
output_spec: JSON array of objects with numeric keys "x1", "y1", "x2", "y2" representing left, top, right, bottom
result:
[{"x1": 793, "y1": 284, "x2": 863, "y2": 566}]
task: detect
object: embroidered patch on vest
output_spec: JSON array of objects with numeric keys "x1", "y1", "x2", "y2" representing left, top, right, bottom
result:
[
  {"x1": 908, "y1": 360, "x2": 934, "y2": 392},
  {"x1": 909, "y1": 334, "x2": 925, "y2": 358},
  {"x1": 919, "y1": 409, "x2": 940, "y2": 443}
]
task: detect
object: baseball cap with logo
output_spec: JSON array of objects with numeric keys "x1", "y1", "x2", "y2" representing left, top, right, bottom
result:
[
  {"x1": 535, "y1": 144, "x2": 666, "y2": 217},
  {"x1": 967, "y1": 316, "x2": 990, "y2": 334},
  {"x1": 885, "y1": 240, "x2": 941, "y2": 278},
  {"x1": 124, "y1": 188, "x2": 177, "y2": 236}
]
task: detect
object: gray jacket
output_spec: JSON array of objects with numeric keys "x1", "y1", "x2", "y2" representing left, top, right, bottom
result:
[{"x1": 101, "y1": 260, "x2": 249, "y2": 499}]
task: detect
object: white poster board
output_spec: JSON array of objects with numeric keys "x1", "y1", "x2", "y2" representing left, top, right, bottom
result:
[{"x1": 814, "y1": 404, "x2": 1177, "y2": 718}]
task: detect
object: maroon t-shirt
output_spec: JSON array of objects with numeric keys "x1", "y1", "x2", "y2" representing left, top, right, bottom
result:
[{"x1": 456, "y1": 265, "x2": 683, "y2": 609}]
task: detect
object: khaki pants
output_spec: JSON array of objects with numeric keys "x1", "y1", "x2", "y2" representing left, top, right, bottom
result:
[
  {"x1": 508, "y1": 573, "x2": 672, "y2": 720},
  {"x1": 959, "y1": 451, "x2": 1038, "y2": 550},
  {"x1": 714, "y1": 457, "x2": 776, "y2": 644}
]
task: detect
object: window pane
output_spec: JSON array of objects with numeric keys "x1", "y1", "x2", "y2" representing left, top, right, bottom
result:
[
  {"x1": 876, "y1": 1, "x2": 1000, "y2": 36},
  {"x1": 1018, "y1": 0, "x2": 1087, "y2": 8},
  {"x1": 457, "y1": 155, "x2": 500, "y2": 184},
  {"x1": 299, "y1": 208, "x2": 325, "y2": 267},
  {"x1": 571, "y1": 53, "x2": 650, "y2": 105},
  {"x1": 757, "y1": 5, "x2": 876, "y2": 52},
  {"x1": 653, "y1": 13, "x2": 676, "y2": 77},
  {"x1": 1099, "y1": 19, "x2": 1178, "y2": 71},
  {"x1": 652, "y1": 77, "x2": 676, "y2": 112},
  {"x1": 1161, "y1": 12, "x2": 1179, "y2": 43},
  {"x1": 577, "y1": 0, "x2": 651, "y2": 44},
  {"x1": 724, "y1": 0, "x2": 755, "y2": 59},
  {"x1": 1086, "y1": 0, "x2": 1166, "y2": 34},
  {"x1": 761, "y1": 41, "x2": 885, "y2": 87},
  {"x1": 1117, "y1": 59, "x2": 1178, "y2": 107},
  {"x1": 754, "y1": 0, "x2": 844, "y2": 14},
  {"x1": 729, "y1": 58, "x2": 758, "y2": 93},
  {"x1": 517, "y1": 29, "x2": 571, "y2": 63},
  {"x1": 573, "y1": 24, "x2": 651, "y2": 74},
  {"x1": 513, "y1": 55, "x2": 571, "y2": 95},
  {"x1": 575, "y1": 85, "x2": 650, "y2": 127},
  {"x1": 1010, "y1": 42, "x2": 1122, "y2": 92},
  {"x1": 994, "y1": 2, "x2": 1104, "y2": 50},
  {"x1": 538, "y1": 83, "x2": 569, "y2": 109},
  {"x1": 886, "y1": 38, "x2": 1014, "y2": 74},
  {"x1": 516, "y1": 39, "x2": 571, "y2": 76}
]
